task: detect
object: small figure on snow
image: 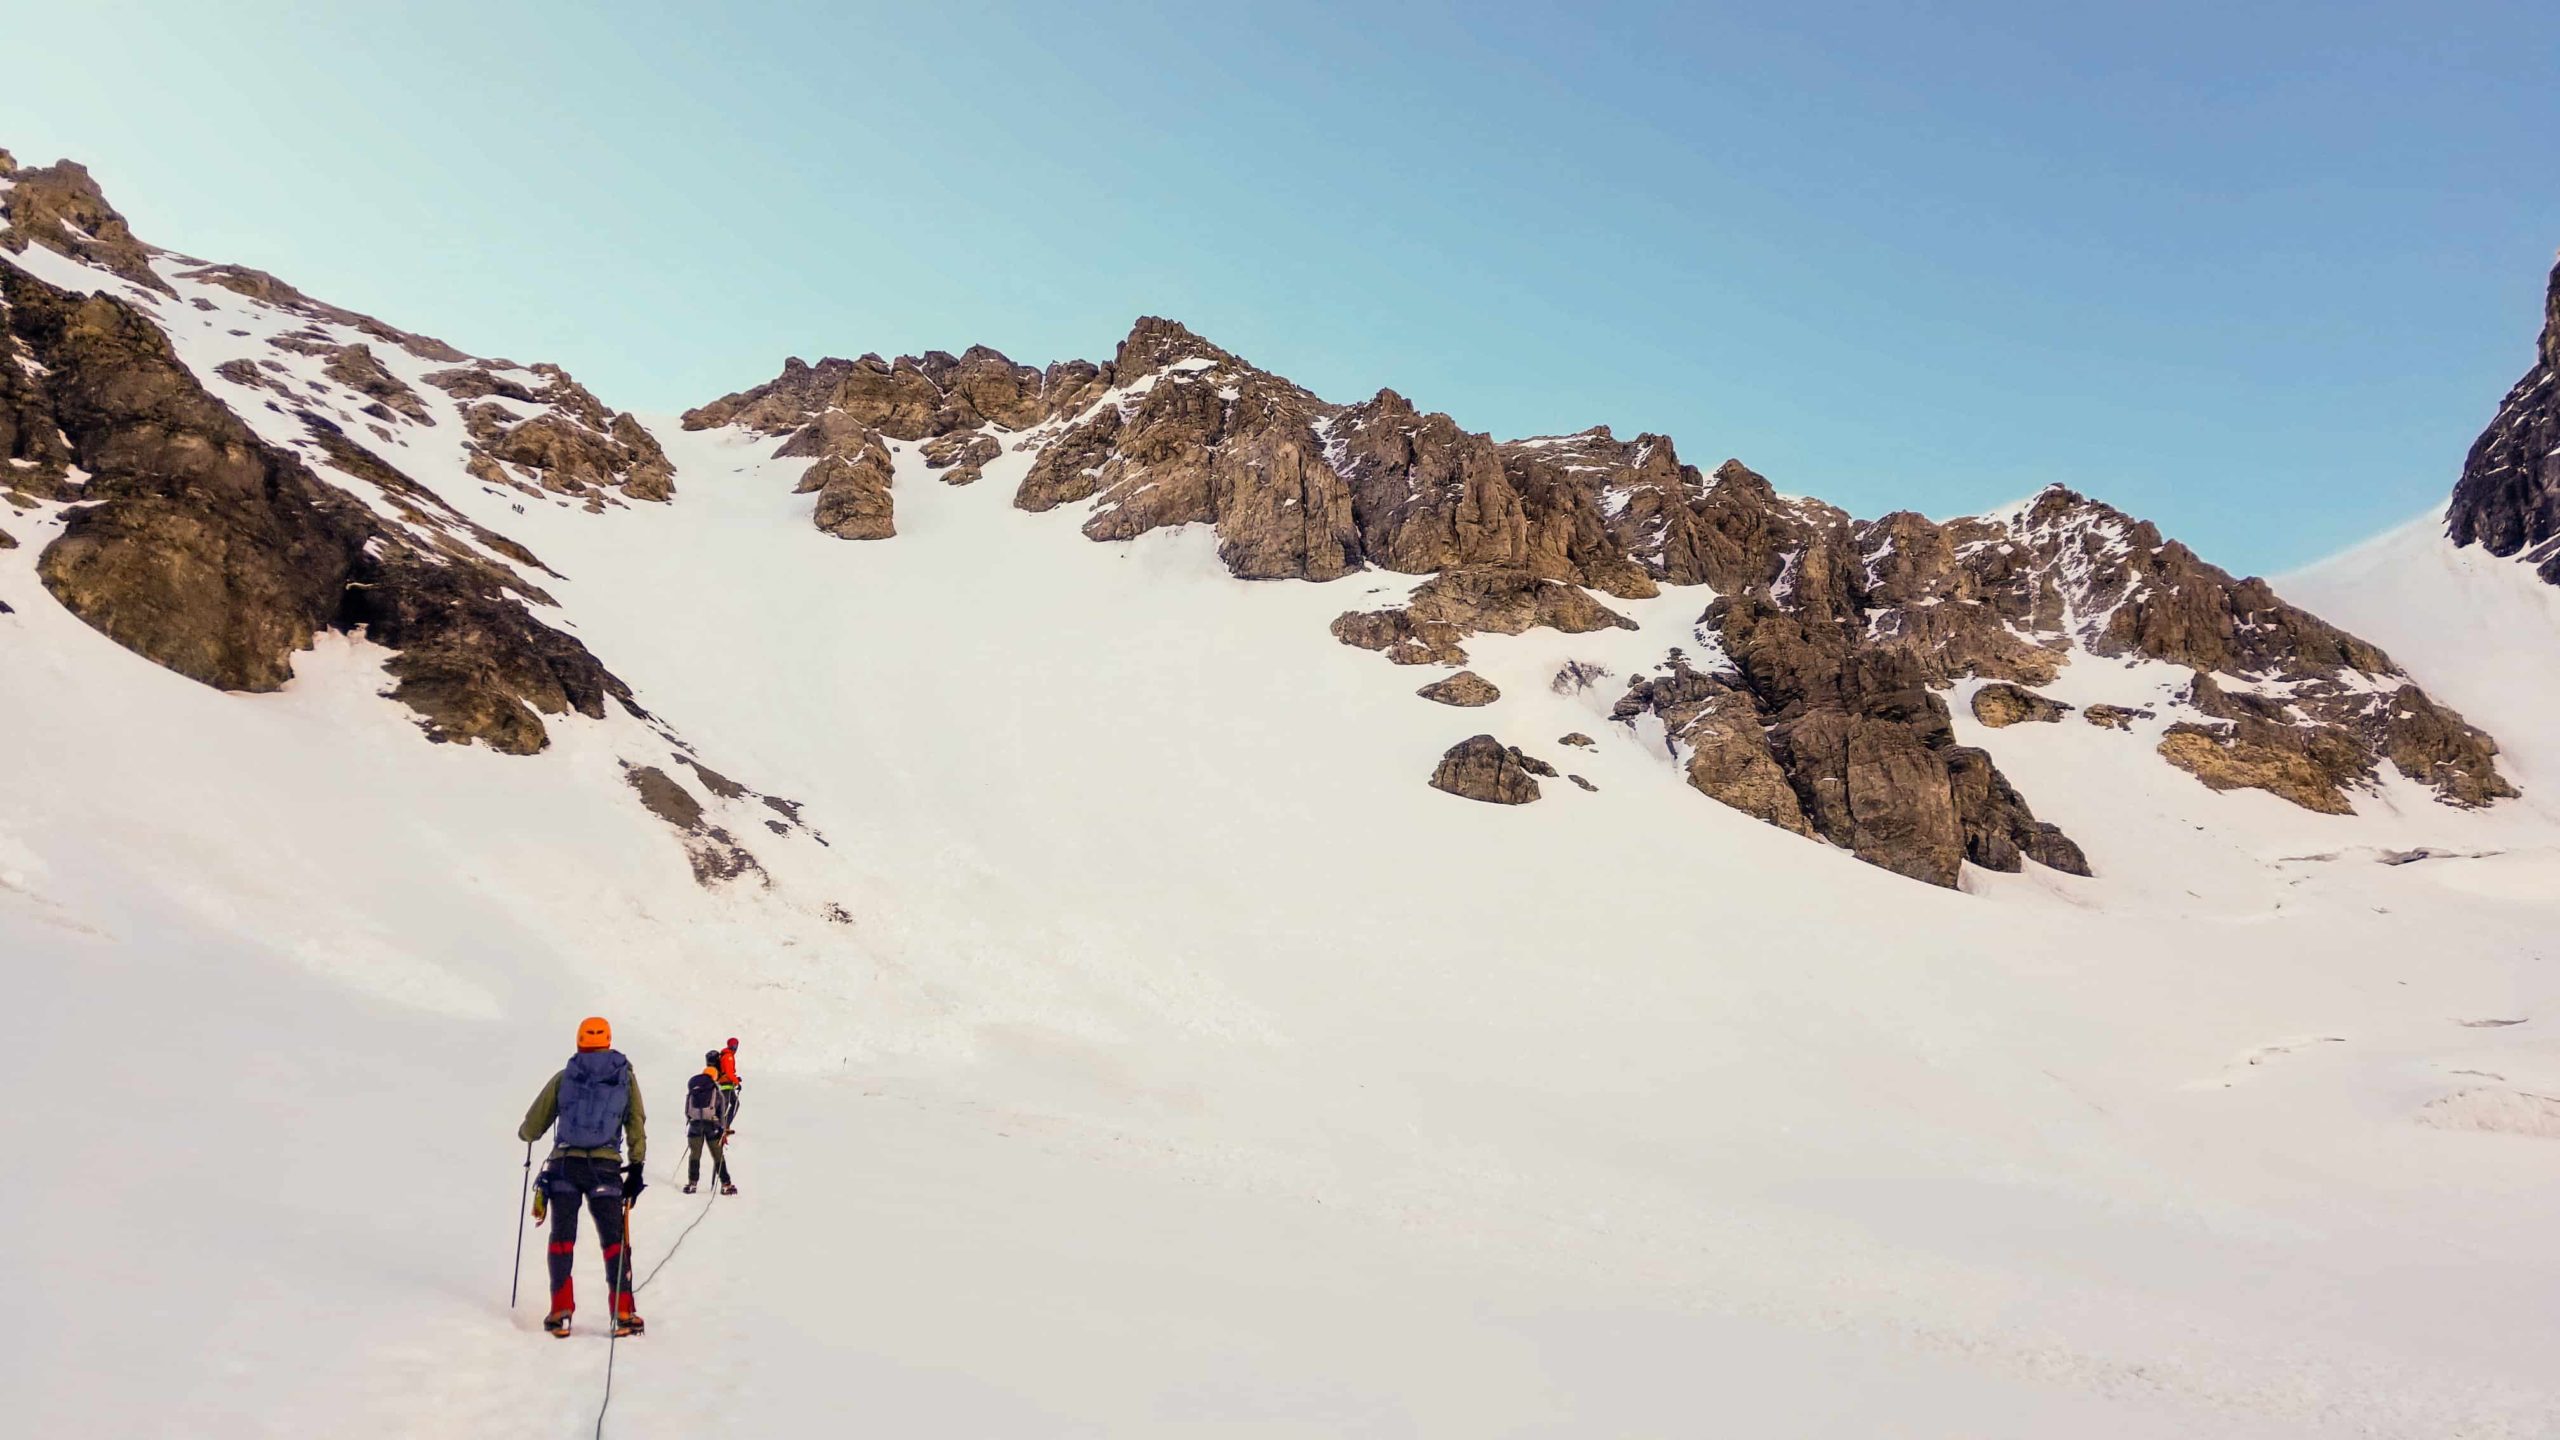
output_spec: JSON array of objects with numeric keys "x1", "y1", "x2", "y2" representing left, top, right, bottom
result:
[
  {"x1": 683, "y1": 1051, "x2": 739, "y2": 1196},
  {"x1": 716, "y1": 1036, "x2": 743, "y2": 1136}
]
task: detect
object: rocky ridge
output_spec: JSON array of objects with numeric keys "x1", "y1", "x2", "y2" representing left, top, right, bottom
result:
[
  {"x1": 2, "y1": 148, "x2": 2523, "y2": 893},
  {"x1": 2448, "y1": 255, "x2": 2560, "y2": 585},
  {"x1": 697, "y1": 315, "x2": 2515, "y2": 887},
  {"x1": 1, "y1": 157, "x2": 669, "y2": 513},
  {"x1": 0, "y1": 152, "x2": 803, "y2": 887}
]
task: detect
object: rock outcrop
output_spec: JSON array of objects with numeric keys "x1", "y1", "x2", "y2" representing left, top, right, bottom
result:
[
  {"x1": 1417, "y1": 671, "x2": 1500, "y2": 707},
  {"x1": 1971, "y1": 682, "x2": 2071, "y2": 727},
  {"x1": 624, "y1": 763, "x2": 767, "y2": 886},
  {"x1": 681, "y1": 341, "x2": 1115, "y2": 541},
  {"x1": 1429, "y1": 735, "x2": 1546, "y2": 805},
  {"x1": 1613, "y1": 654, "x2": 1813, "y2": 839},
  {"x1": 1, "y1": 254, "x2": 627, "y2": 753},
  {"x1": 433, "y1": 362, "x2": 674, "y2": 505},
  {"x1": 0, "y1": 158, "x2": 168, "y2": 296},
  {"x1": 2448, "y1": 256, "x2": 2560, "y2": 584},
  {"x1": 683, "y1": 306, "x2": 2515, "y2": 883}
]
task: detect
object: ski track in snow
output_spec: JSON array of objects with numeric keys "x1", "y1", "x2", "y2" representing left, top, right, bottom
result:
[{"x1": 7, "y1": 239, "x2": 2560, "y2": 1435}]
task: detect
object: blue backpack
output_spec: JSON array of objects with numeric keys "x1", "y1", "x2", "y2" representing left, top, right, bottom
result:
[{"x1": 556, "y1": 1049, "x2": 631, "y2": 1150}]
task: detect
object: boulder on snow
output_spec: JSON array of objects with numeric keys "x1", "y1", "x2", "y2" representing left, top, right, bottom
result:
[
  {"x1": 1429, "y1": 735, "x2": 1546, "y2": 805},
  {"x1": 1970, "y1": 682, "x2": 2071, "y2": 727},
  {"x1": 1416, "y1": 670, "x2": 1501, "y2": 707},
  {"x1": 1559, "y1": 731, "x2": 1595, "y2": 748},
  {"x1": 2082, "y1": 703, "x2": 2152, "y2": 730}
]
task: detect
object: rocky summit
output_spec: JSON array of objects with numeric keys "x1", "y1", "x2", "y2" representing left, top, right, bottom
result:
[
  {"x1": 692, "y1": 311, "x2": 2517, "y2": 888},
  {"x1": 2448, "y1": 255, "x2": 2560, "y2": 585},
  {"x1": 0, "y1": 149, "x2": 2526, "y2": 892}
]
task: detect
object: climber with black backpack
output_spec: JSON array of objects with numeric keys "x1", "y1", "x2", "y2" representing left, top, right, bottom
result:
[
  {"x1": 683, "y1": 1051, "x2": 737, "y2": 1196},
  {"x1": 518, "y1": 1015, "x2": 648, "y2": 1338}
]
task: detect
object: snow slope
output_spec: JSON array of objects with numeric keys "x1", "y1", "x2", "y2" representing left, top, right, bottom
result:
[
  {"x1": 9, "y1": 239, "x2": 2560, "y2": 1435},
  {"x1": 2286, "y1": 513, "x2": 2560, "y2": 798}
]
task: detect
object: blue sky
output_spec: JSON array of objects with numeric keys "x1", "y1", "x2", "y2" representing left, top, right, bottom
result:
[{"x1": 7, "y1": 1, "x2": 2555, "y2": 572}]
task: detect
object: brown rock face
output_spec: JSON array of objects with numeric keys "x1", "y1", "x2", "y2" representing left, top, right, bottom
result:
[
  {"x1": 922, "y1": 430, "x2": 999, "y2": 485},
  {"x1": 321, "y1": 345, "x2": 434, "y2": 426},
  {"x1": 1330, "y1": 567, "x2": 1636, "y2": 666},
  {"x1": 1429, "y1": 734, "x2": 1545, "y2": 804},
  {"x1": 807, "y1": 431, "x2": 898, "y2": 540},
  {"x1": 1613, "y1": 656, "x2": 1813, "y2": 838},
  {"x1": 2, "y1": 261, "x2": 627, "y2": 753},
  {"x1": 679, "y1": 308, "x2": 2514, "y2": 874},
  {"x1": 1017, "y1": 320, "x2": 1364, "y2": 580},
  {"x1": 623, "y1": 764, "x2": 766, "y2": 886},
  {"x1": 1696, "y1": 597, "x2": 2090, "y2": 885},
  {"x1": 432, "y1": 363, "x2": 673, "y2": 504},
  {"x1": 2448, "y1": 256, "x2": 2560, "y2": 584},
  {"x1": 0, "y1": 159, "x2": 169, "y2": 295},
  {"x1": 2082, "y1": 704, "x2": 2152, "y2": 731},
  {"x1": 1971, "y1": 682, "x2": 2072, "y2": 727},
  {"x1": 682, "y1": 343, "x2": 1065, "y2": 442},
  {"x1": 1417, "y1": 670, "x2": 1500, "y2": 707},
  {"x1": 2158, "y1": 725, "x2": 2357, "y2": 815},
  {"x1": 1328, "y1": 608, "x2": 1469, "y2": 667},
  {"x1": 2164, "y1": 670, "x2": 2517, "y2": 814}
]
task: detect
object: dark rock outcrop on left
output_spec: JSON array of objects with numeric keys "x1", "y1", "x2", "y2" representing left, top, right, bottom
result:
[
  {"x1": 2449, "y1": 255, "x2": 2560, "y2": 584},
  {"x1": 1, "y1": 261, "x2": 628, "y2": 753}
]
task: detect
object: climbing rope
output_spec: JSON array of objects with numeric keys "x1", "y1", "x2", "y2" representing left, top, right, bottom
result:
[{"x1": 593, "y1": 1176, "x2": 720, "y2": 1439}]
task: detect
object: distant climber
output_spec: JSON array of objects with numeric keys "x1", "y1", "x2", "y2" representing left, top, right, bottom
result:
[
  {"x1": 518, "y1": 1016, "x2": 648, "y2": 1338},
  {"x1": 683, "y1": 1051, "x2": 738, "y2": 1196},
  {"x1": 717, "y1": 1036, "x2": 742, "y2": 1136}
]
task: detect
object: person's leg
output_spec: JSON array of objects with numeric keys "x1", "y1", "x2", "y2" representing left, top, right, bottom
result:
[
  {"x1": 594, "y1": 1171, "x2": 634, "y2": 1317},
  {"x1": 686, "y1": 1131, "x2": 703, "y2": 1186},
  {"x1": 545, "y1": 1170, "x2": 583, "y2": 1316},
  {"x1": 710, "y1": 1131, "x2": 731, "y2": 1185}
]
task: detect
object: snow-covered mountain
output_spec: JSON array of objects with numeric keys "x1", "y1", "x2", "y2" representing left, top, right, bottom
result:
[{"x1": 9, "y1": 150, "x2": 2560, "y2": 1437}]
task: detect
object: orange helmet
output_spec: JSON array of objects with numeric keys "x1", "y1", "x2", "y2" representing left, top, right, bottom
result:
[{"x1": 576, "y1": 1016, "x2": 613, "y2": 1051}]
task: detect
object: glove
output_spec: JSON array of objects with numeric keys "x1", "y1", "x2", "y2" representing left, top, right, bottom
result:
[{"x1": 622, "y1": 1163, "x2": 646, "y2": 1206}]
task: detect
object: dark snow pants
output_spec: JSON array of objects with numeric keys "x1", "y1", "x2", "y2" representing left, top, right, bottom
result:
[
  {"x1": 542, "y1": 1155, "x2": 632, "y2": 1316},
  {"x1": 686, "y1": 1122, "x2": 731, "y2": 1185}
]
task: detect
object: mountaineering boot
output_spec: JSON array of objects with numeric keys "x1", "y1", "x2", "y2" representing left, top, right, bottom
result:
[
  {"x1": 720, "y1": 1182, "x2": 738, "y2": 1196},
  {"x1": 614, "y1": 1309, "x2": 646, "y2": 1337},
  {"x1": 683, "y1": 1181, "x2": 697, "y2": 1194},
  {"x1": 544, "y1": 1309, "x2": 573, "y2": 1338}
]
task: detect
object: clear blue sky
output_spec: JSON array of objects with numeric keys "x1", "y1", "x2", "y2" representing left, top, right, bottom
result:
[{"x1": 8, "y1": 1, "x2": 2555, "y2": 573}]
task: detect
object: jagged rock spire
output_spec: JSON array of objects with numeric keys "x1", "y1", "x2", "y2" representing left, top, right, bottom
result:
[{"x1": 2447, "y1": 255, "x2": 2560, "y2": 582}]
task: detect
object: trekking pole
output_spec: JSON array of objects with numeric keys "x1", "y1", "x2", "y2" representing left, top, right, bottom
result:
[{"x1": 509, "y1": 1140, "x2": 533, "y2": 1310}]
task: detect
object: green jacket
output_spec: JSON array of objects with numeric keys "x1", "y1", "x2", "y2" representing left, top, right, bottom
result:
[{"x1": 518, "y1": 1065, "x2": 647, "y2": 1164}]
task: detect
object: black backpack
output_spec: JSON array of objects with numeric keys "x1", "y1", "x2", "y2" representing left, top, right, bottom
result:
[{"x1": 684, "y1": 1072, "x2": 723, "y2": 1128}]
